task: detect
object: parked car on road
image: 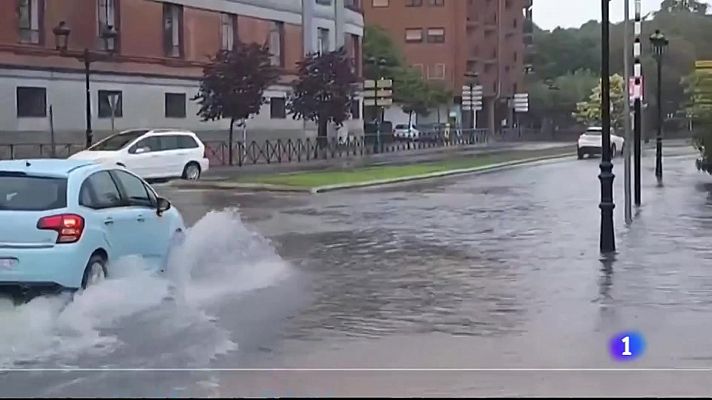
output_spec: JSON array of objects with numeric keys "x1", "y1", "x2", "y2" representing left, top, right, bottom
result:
[
  {"x1": 393, "y1": 124, "x2": 420, "y2": 141},
  {"x1": 577, "y1": 127, "x2": 625, "y2": 159},
  {"x1": 69, "y1": 129, "x2": 210, "y2": 180},
  {"x1": 0, "y1": 159, "x2": 185, "y2": 301}
]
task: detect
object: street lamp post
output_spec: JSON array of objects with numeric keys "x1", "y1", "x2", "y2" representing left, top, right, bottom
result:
[
  {"x1": 53, "y1": 21, "x2": 118, "y2": 149},
  {"x1": 650, "y1": 29, "x2": 669, "y2": 184},
  {"x1": 600, "y1": 0, "x2": 616, "y2": 253}
]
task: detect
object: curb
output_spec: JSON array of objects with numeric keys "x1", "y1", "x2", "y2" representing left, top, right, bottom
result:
[
  {"x1": 311, "y1": 152, "x2": 574, "y2": 193},
  {"x1": 171, "y1": 151, "x2": 574, "y2": 193}
]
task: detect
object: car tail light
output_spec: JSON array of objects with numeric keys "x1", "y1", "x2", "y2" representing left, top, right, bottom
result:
[{"x1": 37, "y1": 214, "x2": 85, "y2": 244}]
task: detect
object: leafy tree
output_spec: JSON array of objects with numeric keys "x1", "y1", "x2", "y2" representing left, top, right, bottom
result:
[
  {"x1": 193, "y1": 42, "x2": 279, "y2": 165},
  {"x1": 574, "y1": 74, "x2": 627, "y2": 132},
  {"x1": 288, "y1": 48, "x2": 358, "y2": 154},
  {"x1": 529, "y1": 69, "x2": 598, "y2": 128},
  {"x1": 659, "y1": 0, "x2": 708, "y2": 14},
  {"x1": 363, "y1": 25, "x2": 451, "y2": 114},
  {"x1": 684, "y1": 69, "x2": 712, "y2": 172}
]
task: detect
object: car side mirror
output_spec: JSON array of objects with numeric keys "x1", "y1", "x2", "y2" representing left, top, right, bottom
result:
[{"x1": 157, "y1": 197, "x2": 171, "y2": 216}]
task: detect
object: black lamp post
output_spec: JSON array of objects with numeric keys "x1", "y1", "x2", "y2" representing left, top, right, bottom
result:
[
  {"x1": 53, "y1": 21, "x2": 118, "y2": 149},
  {"x1": 650, "y1": 29, "x2": 669, "y2": 184},
  {"x1": 599, "y1": 0, "x2": 615, "y2": 253}
]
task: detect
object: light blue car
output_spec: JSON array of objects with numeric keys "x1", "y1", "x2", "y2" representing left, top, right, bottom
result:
[{"x1": 0, "y1": 159, "x2": 185, "y2": 300}]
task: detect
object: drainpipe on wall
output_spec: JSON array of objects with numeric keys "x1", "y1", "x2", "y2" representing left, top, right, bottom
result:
[{"x1": 335, "y1": 0, "x2": 346, "y2": 49}]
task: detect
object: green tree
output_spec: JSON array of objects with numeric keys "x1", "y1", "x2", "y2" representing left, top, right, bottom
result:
[
  {"x1": 363, "y1": 25, "x2": 450, "y2": 115},
  {"x1": 659, "y1": 0, "x2": 708, "y2": 14},
  {"x1": 684, "y1": 68, "x2": 712, "y2": 172},
  {"x1": 574, "y1": 74, "x2": 627, "y2": 132},
  {"x1": 529, "y1": 69, "x2": 598, "y2": 127}
]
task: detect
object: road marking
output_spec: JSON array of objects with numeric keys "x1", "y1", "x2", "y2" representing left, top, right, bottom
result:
[{"x1": 1, "y1": 368, "x2": 712, "y2": 372}]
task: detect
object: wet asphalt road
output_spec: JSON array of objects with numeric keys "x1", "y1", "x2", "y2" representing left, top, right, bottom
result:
[{"x1": 3, "y1": 145, "x2": 712, "y2": 397}]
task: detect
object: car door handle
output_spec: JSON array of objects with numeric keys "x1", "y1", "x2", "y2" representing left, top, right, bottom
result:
[
  {"x1": 137, "y1": 215, "x2": 145, "y2": 222},
  {"x1": 104, "y1": 217, "x2": 114, "y2": 225}
]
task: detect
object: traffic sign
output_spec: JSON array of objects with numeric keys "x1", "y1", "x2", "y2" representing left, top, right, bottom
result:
[
  {"x1": 461, "y1": 85, "x2": 483, "y2": 111},
  {"x1": 629, "y1": 76, "x2": 644, "y2": 101},
  {"x1": 364, "y1": 78, "x2": 394, "y2": 108},
  {"x1": 513, "y1": 92, "x2": 529, "y2": 113}
]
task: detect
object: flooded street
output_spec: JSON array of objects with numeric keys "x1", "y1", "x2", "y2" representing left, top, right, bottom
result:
[{"x1": 2, "y1": 147, "x2": 712, "y2": 397}]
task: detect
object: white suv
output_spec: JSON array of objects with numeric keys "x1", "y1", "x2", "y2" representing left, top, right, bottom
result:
[{"x1": 69, "y1": 129, "x2": 210, "y2": 180}]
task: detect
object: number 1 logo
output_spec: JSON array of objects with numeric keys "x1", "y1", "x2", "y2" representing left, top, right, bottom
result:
[{"x1": 609, "y1": 331, "x2": 645, "y2": 361}]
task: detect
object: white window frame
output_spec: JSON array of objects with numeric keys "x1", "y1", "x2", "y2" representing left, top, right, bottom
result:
[
  {"x1": 405, "y1": 28, "x2": 423, "y2": 43},
  {"x1": 220, "y1": 13, "x2": 235, "y2": 50},
  {"x1": 18, "y1": 0, "x2": 41, "y2": 44}
]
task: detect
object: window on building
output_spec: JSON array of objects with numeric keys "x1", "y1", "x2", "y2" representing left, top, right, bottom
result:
[
  {"x1": 269, "y1": 21, "x2": 285, "y2": 67},
  {"x1": 98, "y1": 90, "x2": 123, "y2": 118},
  {"x1": 16, "y1": 87, "x2": 46, "y2": 117},
  {"x1": 165, "y1": 93, "x2": 186, "y2": 118},
  {"x1": 270, "y1": 97, "x2": 286, "y2": 119},
  {"x1": 98, "y1": 0, "x2": 118, "y2": 51},
  {"x1": 428, "y1": 64, "x2": 445, "y2": 80},
  {"x1": 350, "y1": 99, "x2": 361, "y2": 119},
  {"x1": 163, "y1": 3, "x2": 183, "y2": 57},
  {"x1": 427, "y1": 28, "x2": 445, "y2": 43},
  {"x1": 406, "y1": 0, "x2": 423, "y2": 6},
  {"x1": 372, "y1": 0, "x2": 389, "y2": 6},
  {"x1": 220, "y1": 13, "x2": 237, "y2": 50},
  {"x1": 429, "y1": 0, "x2": 444, "y2": 6},
  {"x1": 350, "y1": 34, "x2": 361, "y2": 75},
  {"x1": 317, "y1": 28, "x2": 330, "y2": 54},
  {"x1": 405, "y1": 28, "x2": 423, "y2": 43},
  {"x1": 18, "y1": 0, "x2": 43, "y2": 44}
]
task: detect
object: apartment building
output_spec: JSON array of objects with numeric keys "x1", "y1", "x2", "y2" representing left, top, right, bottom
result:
[
  {"x1": 363, "y1": 0, "x2": 534, "y2": 130},
  {"x1": 0, "y1": 0, "x2": 364, "y2": 145}
]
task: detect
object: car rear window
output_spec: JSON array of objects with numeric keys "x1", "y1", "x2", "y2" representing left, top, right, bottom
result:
[
  {"x1": 395, "y1": 124, "x2": 408, "y2": 129},
  {"x1": 89, "y1": 130, "x2": 148, "y2": 151},
  {"x1": 0, "y1": 173, "x2": 67, "y2": 211},
  {"x1": 178, "y1": 135, "x2": 199, "y2": 149}
]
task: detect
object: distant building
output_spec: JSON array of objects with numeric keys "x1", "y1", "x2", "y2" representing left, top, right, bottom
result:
[
  {"x1": 362, "y1": 0, "x2": 534, "y2": 131},
  {"x1": 0, "y1": 0, "x2": 364, "y2": 145}
]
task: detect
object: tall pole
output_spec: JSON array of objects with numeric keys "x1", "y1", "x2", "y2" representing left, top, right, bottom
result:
[
  {"x1": 623, "y1": 0, "x2": 632, "y2": 225},
  {"x1": 655, "y1": 55, "x2": 663, "y2": 182},
  {"x1": 84, "y1": 49, "x2": 93, "y2": 148},
  {"x1": 633, "y1": 0, "x2": 642, "y2": 206},
  {"x1": 600, "y1": 0, "x2": 616, "y2": 253}
]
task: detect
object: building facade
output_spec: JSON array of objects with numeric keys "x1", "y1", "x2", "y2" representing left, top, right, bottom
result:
[
  {"x1": 0, "y1": 0, "x2": 364, "y2": 145},
  {"x1": 363, "y1": 0, "x2": 534, "y2": 131}
]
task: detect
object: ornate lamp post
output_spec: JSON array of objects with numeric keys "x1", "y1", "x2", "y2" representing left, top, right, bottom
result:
[
  {"x1": 650, "y1": 29, "x2": 669, "y2": 183},
  {"x1": 599, "y1": 0, "x2": 616, "y2": 253},
  {"x1": 53, "y1": 21, "x2": 118, "y2": 148}
]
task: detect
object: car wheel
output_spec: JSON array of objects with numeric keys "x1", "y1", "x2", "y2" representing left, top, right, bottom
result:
[
  {"x1": 611, "y1": 144, "x2": 617, "y2": 158},
  {"x1": 81, "y1": 253, "x2": 107, "y2": 290},
  {"x1": 182, "y1": 162, "x2": 201, "y2": 181}
]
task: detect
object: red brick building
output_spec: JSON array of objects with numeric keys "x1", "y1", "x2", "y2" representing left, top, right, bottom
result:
[
  {"x1": 0, "y1": 0, "x2": 364, "y2": 144},
  {"x1": 363, "y1": 0, "x2": 534, "y2": 130}
]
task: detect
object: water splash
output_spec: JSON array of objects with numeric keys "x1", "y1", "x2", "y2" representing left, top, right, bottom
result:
[{"x1": 0, "y1": 209, "x2": 289, "y2": 368}]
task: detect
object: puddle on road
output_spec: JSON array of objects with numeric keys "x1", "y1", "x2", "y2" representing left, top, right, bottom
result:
[{"x1": 0, "y1": 209, "x2": 290, "y2": 368}]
